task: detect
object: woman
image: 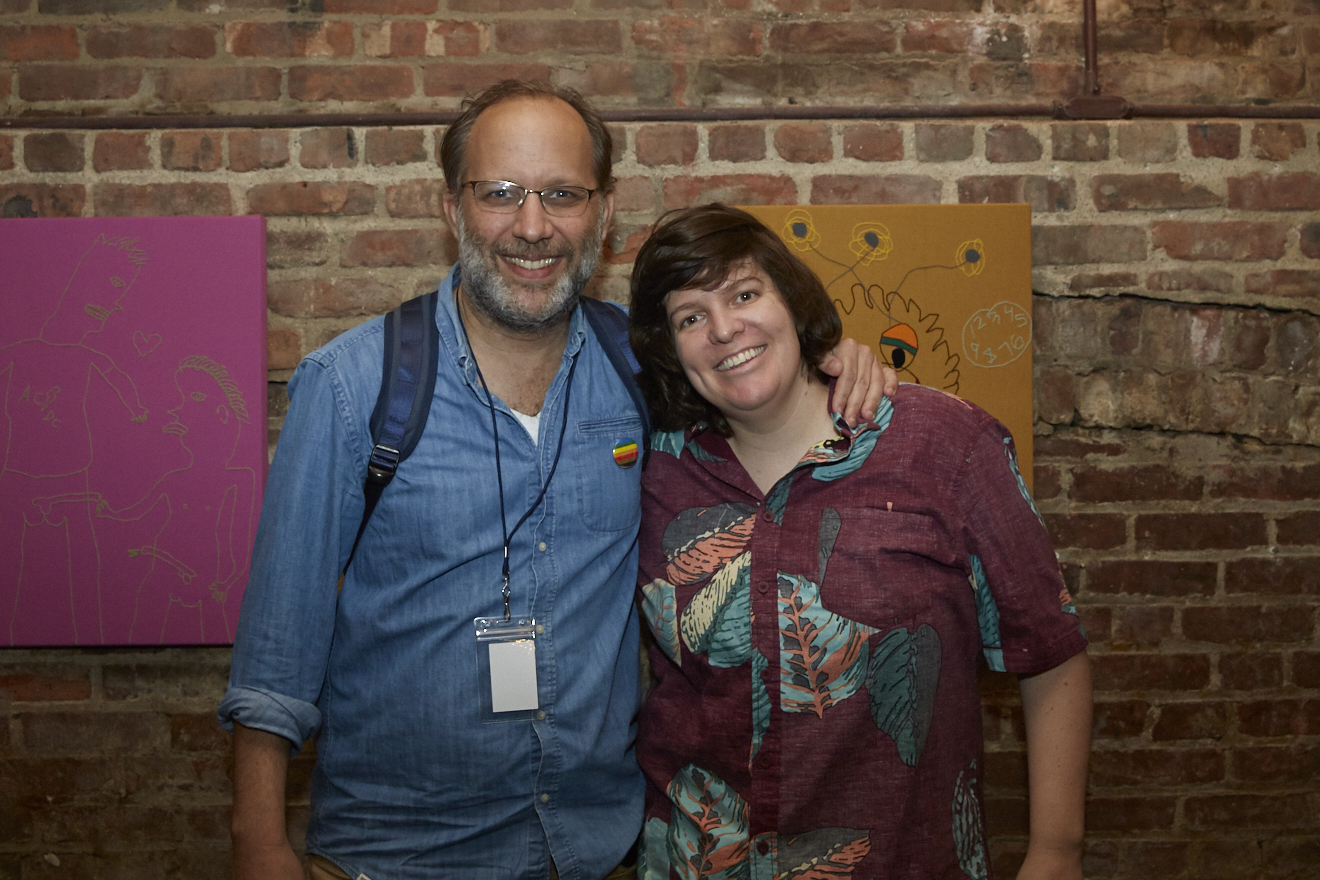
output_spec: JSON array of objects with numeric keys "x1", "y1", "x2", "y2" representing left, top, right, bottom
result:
[{"x1": 628, "y1": 205, "x2": 1091, "y2": 880}]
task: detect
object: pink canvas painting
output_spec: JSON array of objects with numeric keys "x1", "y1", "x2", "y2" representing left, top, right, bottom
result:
[{"x1": 0, "y1": 217, "x2": 267, "y2": 646}]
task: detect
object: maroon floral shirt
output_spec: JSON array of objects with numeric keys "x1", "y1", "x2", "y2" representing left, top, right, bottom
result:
[{"x1": 635, "y1": 384, "x2": 1086, "y2": 880}]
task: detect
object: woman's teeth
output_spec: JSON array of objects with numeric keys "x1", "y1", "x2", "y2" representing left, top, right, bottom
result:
[{"x1": 716, "y1": 346, "x2": 766, "y2": 371}]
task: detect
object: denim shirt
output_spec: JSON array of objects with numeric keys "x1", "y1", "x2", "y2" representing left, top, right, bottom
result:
[{"x1": 219, "y1": 268, "x2": 645, "y2": 879}]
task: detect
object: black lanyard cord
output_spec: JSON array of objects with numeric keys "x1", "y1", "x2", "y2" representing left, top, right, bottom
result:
[{"x1": 457, "y1": 298, "x2": 580, "y2": 620}]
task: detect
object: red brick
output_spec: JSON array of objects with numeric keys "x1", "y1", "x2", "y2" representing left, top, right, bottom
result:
[
  {"x1": 0, "y1": 133, "x2": 12, "y2": 171},
  {"x1": 1091, "y1": 700, "x2": 1149, "y2": 739},
  {"x1": 1052, "y1": 123, "x2": 1109, "y2": 161},
  {"x1": 1168, "y1": 20, "x2": 1297, "y2": 57},
  {"x1": 1086, "y1": 797, "x2": 1177, "y2": 833},
  {"x1": 100, "y1": 658, "x2": 229, "y2": 701},
  {"x1": 1245, "y1": 269, "x2": 1320, "y2": 297},
  {"x1": 1112, "y1": 605, "x2": 1175, "y2": 647},
  {"x1": 0, "y1": 668, "x2": 92, "y2": 702},
  {"x1": 842, "y1": 123, "x2": 902, "y2": 162},
  {"x1": 1210, "y1": 463, "x2": 1320, "y2": 502},
  {"x1": 228, "y1": 130, "x2": 289, "y2": 172},
  {"x1": 609, "y1": 177, "x2": 654, "y2": 214},
  {"x1": 1193, "y1": 838, "x2": 1264, "y2": 880},
  {"x1": 157, "y1": 66, "x2": 281, "y2": 103},
  {"x1": 768, "y1": 22, "x2": 898, "y2": 54},
  {"x1": 774, "y1": 123, "x2": 832, "y2": 163},
  {"x1": 363, "y1": 21, "x2": 427, "y2": 57},
  {"x1": 1071, "y1": 466, "x2": 1204, "y2": 503},
  {"x1": 1239, "y1": 699, "x2": 1320, "y2": 737},
  {"x1": 632, "y1": 18, "x2": 761, "y2": 57},
  {"x1": 810, "y1": 174, "x2": 941, "y2": 205},
  {"x1": 160, "y1": 131, "x2": 222, "y2": 172},
  {"x1": 1251, "y1": 122, "x2": 1308, "y2": 161},
  {"x1": 1042, "y1": 513, "x2": 1126, "y2": 550},
  {"x1": 451, "y1": 0, "x2": 564, "y2": 8},
  {"x1": 87, "y1": 24, "x2": 217, "y2": 58},
  {"x1": 958, "y1": 175, "x2": 1075, "y2": 213},
  {"x1": 1152, "y1": 221, "x2": 1288, "y2": 261},
  {"x1": 1124, "y1": 842, "x2": 1191, "y2": 879},
  {"x1": 858, "y1": 0, "x2": 979, "y2": 8},
  {"x1": 0, "y1": 25, "x2": 79, "y2": 60},
  {"x1": 170, "y1": 713, "x2": 230, "y2": 752},
  {"x1": 1188, "y1": 122, "x2": 1241, "y2": 159},
  {"x1": 385, "y1": 179, "x2": 447, "y2": 218},
  {"x1": 1091, "y1": 173, "x2": 1222, "y2": 212},
  {"x1": 1185, "y1": 793, "x2": 1314, "y2": 830},
  {"x1": 299, "y1": 128, "x2": 356, "y2": 169},
  {"x1": 23, "y1": 132, "x2": 84, "y2": 172},
  {"x1": 247, "y1": 182, "x2": 374, "y2": 216},
  {"x1": 1233, "y1": 745, "x2": 1320, "y2": 787},
  {"x1": 603, "y1": 224, "x2": 653, "y2": 266},
  {"x1": 1068, "y1": 272, "x2": 1138, "y2": 291},
  {"x1": 321, "y1": 0, "x2": 437, "y2": 9},
  {"x1": 94, "y1": 183, "x2": 232, "y2": 216},
  {"x1": 914, "y1": 123, "x2": 972, "y2": 161},
  {"x1": 289, "y1": 65, "x2": 414, "y2": 102},
  {"x1": 0, "y1": 757, "x2": 117, "y2": 804},
  {"x1": 635, "y1": 124, "x2": 698, "y2": 166},
  {"x1": 225, "y1": 21, "x2": 354, "y2": 57},
  {"x1": 1034, "y1": 368, "x2": 1075, "y2": 425},
  {"x1": 267, "y1": 277, "x2": 406, "y2": 318},
  {"x1": 365, "y1": 129, "x2": 427, "y2": 166},
  {"x1": 1295, "y1": 652, "x2": 1320, "y2": 688},
  {"x1": 1277, "y1": 511, "x2": 1320, "y2": 545},
  {"x1": 267, "y1": 328, "x2": 303, "y2": 371},
  {"x1": 1032, "y1": 225, "x2": 1147, "y2": 265},
  {"x1": 495, "y1": 19, "x2": 620, "y2": 54},
  {"x1": 1151, "y1": 701, "x2": 1232, "y2": 741},
  {"x1": 1183, "y1": 606, "x2": 1313, "y2": 644},
  {"x1": 709, "y1": 124, "x2": 766, "y2": 162},
  {"x1": 19, "y1": 64, "x2": 142, "y2": 101},
  {"x1": 267, "y1": 230, "x2": 330, "y2": 269},
  {"x1": 342, "y1": 229, "x2": 444, "y2": 268},
  {"x1": 1082, "y1": 564, "x2": 1214, "y2": 598},
  {"x1": 1264, "y1": 837, "x2": 1320, "y2": 879},
  {"x1": 1091, "y1": 653, "x2": 1211, "y2": 692},
  {"x1": 901, "y1": 19, "x2": 975, "y2": 54},
  {"x1": 1116, "y1": 122, "x2": 1178, "y2": 163},
  {"x1": 0, "y1": 183, "x2": 84, "y2": 217},
  {"x1": 1220, "y1": 652, "x2": 1284, "y2": 690},
  {"x1": 93, "y1": 131, "x2": 150, "y2": 171},
  {"x1": 1135, "y1": 512, "x2": 1267, "y2": 551},
  {"x1": 1229, "y1": 172, "x2": 1320, "y2": 211},
  {"x1": 1033, "y1": 434, "x2": 1126, "y2": 461},
  {"x1": 1146, "y1": 269, "x2": 1235, "y2": 294},
  {"x1": 20, "y1": 712, "x2": 169, "y2": 755},
  {"x1": 662, "y1": 174, "x2": 798, "y2": 210},
  {"x1": 422, "y1": 62, "x2": 552, "y2": 97},
  {"x1": 1090, "y1": 747, "x2": 1224, "y2": 787},
  {"x1": 1225, "y1": 558, "x2": 1320, "y2": 596},
  {"x1": 985, "y1": 123, "x2": 1041, "y2": 163}
]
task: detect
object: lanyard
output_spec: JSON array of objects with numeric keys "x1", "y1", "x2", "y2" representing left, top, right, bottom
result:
[{"x1": 456, "y1": 297, "x2": 580, "y2": 620}]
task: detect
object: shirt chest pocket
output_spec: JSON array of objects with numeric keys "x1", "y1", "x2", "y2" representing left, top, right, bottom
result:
[{"x1": 573, "y1": 416, "x2": 644, "y2": 534}]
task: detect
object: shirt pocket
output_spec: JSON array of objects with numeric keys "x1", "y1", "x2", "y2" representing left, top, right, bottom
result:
[
  {"x1": 821, "y1": 507, "x2": 963, "y2": 630},
  {"x1": 574, "y1": 415, "x2": 644, "y2": 534}
]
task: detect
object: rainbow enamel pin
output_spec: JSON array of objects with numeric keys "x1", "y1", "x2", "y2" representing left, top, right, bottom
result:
[{"x1": 612, "y1": 438, "x2": 639, "y2": 469}]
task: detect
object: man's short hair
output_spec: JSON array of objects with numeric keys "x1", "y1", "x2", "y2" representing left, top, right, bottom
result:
[
  {"x1": 628, "y1": 203, "x2": 843, "y2": 436},
  {"x1": 439, "y1": 80, "x2": 614, "y2": 194}
]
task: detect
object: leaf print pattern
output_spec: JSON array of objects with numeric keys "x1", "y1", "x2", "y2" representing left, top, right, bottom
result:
[
  {"x1": 866, "y1": 624, "x2": 942, "y2": 766},
  {"x1": 817, "y1": 509, "x2": 841, "y2": 585},
  {"x1": 641, "y1": 577, "x2": 682, "y2": 666},
  {"x1": 639, "y1": 816, "x2": 672, "y2": 880},
  {"x1": 778, "y1": 573, "x2": 877, "y2": 717},
  {"x1": 952, "y1": 761, "x2": 989, "y2": 880},
  {"x1": 682, "y1": 551, "x2": 753, "y2": 668},
  {"x1": 687, "y1": 438, "x2": 727, "y2": 462},
  {"x1": 765, "y1": 479, "x2": 791, "y2": 525},
  {"x1": 968, "y1": 555, "x2": 1005, "y2": 672},
  {"x1": 663, "y1": 503, "x2": 757, "y2": 587},
  {"x1": 779, "y1": 828, "x2": 873, "y2": 879},
  {"x1": 812, "y1": 398, "x2": 891, "y2": 483},
  {"x1": 1002, "y1": 435, "x2": 1044, "y2": 527},
  {"x1": 751, "y1": 649, "x2": 769, "y2": 766},
  {"x1": 652, "y1": 428, "x2": 686, "y2": 459},
  {"x1": 667, "y1": 764, "x2": 751, "y2": 880}
]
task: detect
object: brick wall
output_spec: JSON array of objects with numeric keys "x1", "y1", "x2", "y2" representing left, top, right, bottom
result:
[{"x1": 2, "y1": 2, "x2": 1318, "y2": 879}]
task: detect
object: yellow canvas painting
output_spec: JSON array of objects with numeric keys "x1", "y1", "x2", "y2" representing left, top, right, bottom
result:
[{"x1": 741, "y1": 203, "x2": 1035, "y2": 488}]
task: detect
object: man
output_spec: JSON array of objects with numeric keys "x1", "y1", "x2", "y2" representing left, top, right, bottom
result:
[{"x1": 220, "y1": 81, "x2": 894, "y2": 880}]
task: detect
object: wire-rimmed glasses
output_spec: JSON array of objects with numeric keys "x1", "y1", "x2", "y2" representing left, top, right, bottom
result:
[{"x1": 462, "y1": 180, "x2": 597, "y2": 217}]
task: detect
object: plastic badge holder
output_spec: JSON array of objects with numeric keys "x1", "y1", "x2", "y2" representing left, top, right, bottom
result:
[{"x1": 474, "y1": 616, "x2": 539, "y2": 723}]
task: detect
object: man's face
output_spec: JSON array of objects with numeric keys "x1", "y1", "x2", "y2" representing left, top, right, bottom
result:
[{"x1": 442, "y1": 97, "x2": 614, "y2": 335}]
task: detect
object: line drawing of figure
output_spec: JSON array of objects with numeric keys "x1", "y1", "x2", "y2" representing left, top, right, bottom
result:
[
  {"x1": 0, "y1": 234, "x2": 148, "y2": 646},
  {"x1": 93, "y1": 355, "x2": 257, "y2": 644}
]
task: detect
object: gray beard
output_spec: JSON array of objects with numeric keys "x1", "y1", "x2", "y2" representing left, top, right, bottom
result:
[{"x1": 456, "y1": 209, "x2": 606, "y2": 335}]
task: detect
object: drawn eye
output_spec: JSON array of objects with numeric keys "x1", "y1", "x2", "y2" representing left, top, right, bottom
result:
[
  {"x1": 191, "y1": 392, "x2": 206, "y2": 402},
  {"x1": 110, "y1": 276, "x2": 125, "y2": 287}
]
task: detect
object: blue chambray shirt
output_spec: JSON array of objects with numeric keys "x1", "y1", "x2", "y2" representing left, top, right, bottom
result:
[{"x1": 218, "y1": 268, "x2": 645, "y2": 880}]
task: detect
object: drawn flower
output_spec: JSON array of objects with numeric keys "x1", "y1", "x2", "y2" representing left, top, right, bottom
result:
[
  {"x1": 957, "y1": 239, "x2": 986, "y2": 276},
  {"x1": 782, "y1": 209, "x2": 820, "y2": 251},
  {"x1": 849, "y1": 223, "x2": 894, "y2": 265}
]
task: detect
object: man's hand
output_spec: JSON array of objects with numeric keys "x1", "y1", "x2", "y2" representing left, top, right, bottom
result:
[
  {"x1": 818, "y1": 337, "x2": 899, "y2": 427},
  {"x1": 233, "y1": 840, "x2": 304, "y2": 880}
]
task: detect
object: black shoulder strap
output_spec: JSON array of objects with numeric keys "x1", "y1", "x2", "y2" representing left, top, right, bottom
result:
[
  {"x1": 580, "y1": 297, "x2": 652, "y2": 445},
  {"x1": 343, "y1": 290, "x2": 440, "y2": 575}
]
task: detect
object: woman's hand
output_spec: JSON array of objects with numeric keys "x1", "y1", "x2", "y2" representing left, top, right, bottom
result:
[{"x1": 818, "y1": 338, "x2": 899, "y2": 427}]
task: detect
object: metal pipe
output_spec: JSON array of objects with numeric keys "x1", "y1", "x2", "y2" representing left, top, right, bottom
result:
[{"x1": 1085, "y1": 0, "x2": 1100, "y2": 96}]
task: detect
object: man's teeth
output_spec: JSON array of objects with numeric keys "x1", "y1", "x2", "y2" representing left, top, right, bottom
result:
[
  {"x1": 716, "y1": 346, "x2": 766, "y2": 371},
  {"x1": 507, "y1": 256, "x2": 555, "y2": 270}
]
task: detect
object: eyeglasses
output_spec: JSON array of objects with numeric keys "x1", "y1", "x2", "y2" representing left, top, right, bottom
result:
[{"x1": 462, "y1": 180, "x2": 597, "y2": 218}]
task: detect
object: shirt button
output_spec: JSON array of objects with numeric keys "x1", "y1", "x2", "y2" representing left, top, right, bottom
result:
[
  {"x1": 757, "y1": 839, "x2": 769, "y2": 855},
  {"x1": 540, "y1": 793, "x2": 550, "y2": 803},
  {"x1": 538, "y1": 542, "x2": 547, "y2": 552},
  {"x1": 757, "y1": 581, "x2": 768, "y2": 594},
  {"x1": 537, "y1": 710, "x2": 546, "y2": 721},
  {"x1": 535, "y1": 624, "x2": 544, "y2": 635}
]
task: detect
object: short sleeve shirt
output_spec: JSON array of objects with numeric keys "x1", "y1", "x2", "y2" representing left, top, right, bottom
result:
[{"x1": 634, "y1": 384, "x2": 1087, "y2": 880}]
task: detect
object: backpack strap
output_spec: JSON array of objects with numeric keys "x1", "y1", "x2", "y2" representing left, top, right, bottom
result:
[
  {"x1": 343, "y1": 289, "x2": 440, "y2": 575},
  {"x1": 580, "y1": 297, "x2": 652, "y2": 446}
]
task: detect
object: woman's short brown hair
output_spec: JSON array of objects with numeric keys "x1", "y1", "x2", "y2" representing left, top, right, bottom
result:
[{"x1": 629, "y1": 203, "x2": 842, "y2": 435}]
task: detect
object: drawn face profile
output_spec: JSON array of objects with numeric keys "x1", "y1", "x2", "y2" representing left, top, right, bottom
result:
[
  {"x1": 43, "y1": 236, "x2": 146, "y2": 343},
  {"x1": 167, "y1": 357, "x2": 249, "y2": 454}
]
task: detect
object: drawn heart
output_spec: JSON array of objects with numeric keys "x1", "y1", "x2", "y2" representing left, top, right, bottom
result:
[{"x1": 133, "y1": 330, "x2": 162, "y2": 356}]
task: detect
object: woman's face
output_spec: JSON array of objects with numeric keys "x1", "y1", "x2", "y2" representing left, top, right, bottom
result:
[{"x1": 664, "y1": 258, "x2": 806, "y2": 429}]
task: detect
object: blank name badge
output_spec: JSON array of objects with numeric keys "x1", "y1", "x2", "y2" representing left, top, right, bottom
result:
[{"x1": 474, "y1": 617, "x2": 539, "y2": 723}]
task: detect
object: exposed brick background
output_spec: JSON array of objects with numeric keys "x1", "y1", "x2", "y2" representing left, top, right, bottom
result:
[{"x1": 2, "y1": 0, "x2": 1318, "y2": 878}]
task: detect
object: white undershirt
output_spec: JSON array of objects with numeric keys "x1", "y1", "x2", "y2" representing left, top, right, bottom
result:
[{"x1": 511, "y1": 409, "x2": 540, "y2": 445}]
